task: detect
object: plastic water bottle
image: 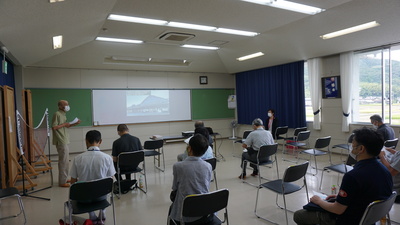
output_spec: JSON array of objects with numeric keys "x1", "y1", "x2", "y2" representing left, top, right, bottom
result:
[
  {"x1": 331, "y1": 185, "x2": 337, "y2": 195},
  {"x1": 139, "y1": 175, "x2": 144, "y2": 188},
  {"x1": 380, "y1": 215, "x2": 387, "y2": 224}
]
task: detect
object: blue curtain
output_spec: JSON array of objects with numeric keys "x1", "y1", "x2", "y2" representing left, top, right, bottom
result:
[
  {"x1": 236, "y1": 61, "x2": 306, "y2": 128},
  {"x1": 0, "y1": 57, "x2": 15, "y2": 88}
]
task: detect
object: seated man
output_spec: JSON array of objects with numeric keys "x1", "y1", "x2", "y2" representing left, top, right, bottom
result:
[
  {"x1": 293, "y1": 127, "x2": 393, "y2": 225},
  {"x1": 70, "y1": 130, "x2": 116, "y2": 224},
  {"x1": 112, "y1": 124, "x2": 142, "y2": 181},
  {"x1": 177, "y1": 127, "x2": 214, "y2": 161},
  {"x1": 239, "y1": 118, "x2": 274, "y2": 179},
  {"x1": 380, "y1": 147, "x2": 400, "y2": 203},
  {"x1": 169, "y1": 134, "x2": 213, "y2": 224},
  {"x1": 370, "y1": 114, "x2": 395, "y2": 141}
]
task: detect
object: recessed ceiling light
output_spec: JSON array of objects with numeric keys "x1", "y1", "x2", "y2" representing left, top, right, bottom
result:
[
  {"x1": 107, "y1": 14, "x2": 258, "y2": 37},
  {"x1": 320, "y1": 21, "x2": 380, "y2": 39},
  {"x1": 49, "y1": 0, "x2": 64, "y2": 3},
  {"x1": 237, "y1": 52, "x2": 264, "y2": 61},
  {"x1": 52, "y1": 35, "x2": 63, "y2": 49},
  {"x1": 96, "y1": 37, "x2": 143, "y2": 44},
  {"x1": 241, "y1": 0, "x2": 324, "y2": 15},
  {"x1": 182, "y1": 44, "x2": 219, "y2": 50}
]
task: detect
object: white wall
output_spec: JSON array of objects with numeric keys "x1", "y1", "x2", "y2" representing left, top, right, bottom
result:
[{"x1": 22, "y1": 67, "x2": 235, "y2": 154}]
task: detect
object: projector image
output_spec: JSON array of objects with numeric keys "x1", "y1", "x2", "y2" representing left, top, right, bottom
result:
[{"x1": 182, "y1": 131, "x2": 194, "y2": 137}]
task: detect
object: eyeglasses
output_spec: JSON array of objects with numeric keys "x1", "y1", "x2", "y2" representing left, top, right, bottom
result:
[{"x1": 350, "y1": 145, "x2": 361, "y2": 150}]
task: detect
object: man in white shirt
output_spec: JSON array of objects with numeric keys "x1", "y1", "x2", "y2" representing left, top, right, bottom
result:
[
  {"x1": 239, "y1": 118, "x2": 275, "y2": 179},
  {"x1": 70, "y1": 130, "x2": 115, "y2": 224}
]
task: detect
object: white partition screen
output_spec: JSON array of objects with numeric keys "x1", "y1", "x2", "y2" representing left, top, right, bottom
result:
[{"x1": 92, "y1": 89, "x2": 191, "y2": 125}]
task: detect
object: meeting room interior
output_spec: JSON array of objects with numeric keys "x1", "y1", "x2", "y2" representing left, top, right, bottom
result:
[{"x1": 0, "y1": 0, "x2": 400, "y2": 224}]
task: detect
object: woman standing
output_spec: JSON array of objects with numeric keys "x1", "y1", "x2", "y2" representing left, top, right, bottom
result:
[{"x1": 266, "y1": 109, "x2": 279, "y2": 139}]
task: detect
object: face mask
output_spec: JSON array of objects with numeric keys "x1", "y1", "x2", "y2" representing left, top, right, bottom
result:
[
  {"x1": 349, "y1": 151, "x2": 358, "y2": 160},
  {"x1": 268, "y1": 113, "x2": 272, "y2": 117},
  {"x1": 350, "y1": 146, "x2": 360, "y2": 160},
  {"x1": 372, "y1": 124, "x2": 378, "y2": 129},
  {"x1": 64, "y1": 105, "x2": 70, "y2": 112}
]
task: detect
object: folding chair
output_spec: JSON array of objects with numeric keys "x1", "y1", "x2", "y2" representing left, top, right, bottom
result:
[
  {"x1": 301, "y1": 136, "x2": 332, "y2": 175},
  {"x1": 143, "y1": 139, "x2": 165, "y2": 172},
  {"x1": 233, "y1": 130, "x2": 252, "y2": 157},
  {"x1": 241, "y1": 143, "x2": 279, "y2": 187},
  {"x1": 284, "y1": 127, "x2": 307, "y2": 142},
  {"x1": 205, "y1": 157, "x2": 218, "y2": 190},
  {"x1": 255, "y1": 161, "x2": 309, "y2": 225},
  {"x1": 359, "y1": 191, "x2": 397, "y2": 225},
  {"x1": 283, "y1": 130, "x2": 311, "y2": 162},
  {"x1": 275, "y1": 126, "x2": 288, "y2": 142},
  {"x1": 64, "y1": 177, "x2": 116, "y2": 225},
  {"x1": 332, "y1": 134, "x2": 354, "y2": 162},
  {"x1": 169, "y1": 189, "x2": 229, "y2": 225},
  {"x1": 319, "y1": 153, "x2": 357, "y2": 190},
  {"x1": 384, "y1": 138, "x2": 399, "y2": 149},
  {"x1": 116, "y1": 151, "x2": 147, "y2": 197},
  {"x1": 0, "y1": 187, "x2": 26, "y2": 224},
  {"x1": 234, "y1": 130, "x2": 252, "y2": 144}
]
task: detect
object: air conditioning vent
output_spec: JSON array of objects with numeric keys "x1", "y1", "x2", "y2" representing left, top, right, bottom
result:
[{"x1": 158, "y1": 32, "x2": 195, "y2": 42}]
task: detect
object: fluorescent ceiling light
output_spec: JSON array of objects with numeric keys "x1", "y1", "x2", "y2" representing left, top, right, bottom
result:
[
  {"x1": 52, "y1": 35, "x2": 63, "y2": 49},
  {"x1": 270, "y1": 0, "x2": 324, "y2": 15},
  {"x1": 108, "y1": 14, "x2": 167, "y2": 25},
  {"x1": 96, "y1": 37, "x2": 143, "y2": 44},
  {"x1": 241, "y1": 0, "x2": 324, "y2": 15},
  {"x1": 237, "y1": 52, "x2": 264, "y2": 61},
  {"x1": 182, "y1": 44, "x2": 219, "y2": 50},
  {"x1": 320, "y1": 21, "x2": 380, "y2": 40},
  {"x1": 168, "y1": 22, "x2": 216, "y2": 31},
  {"x1": 216, "y1": 28, "x2": 258, "y2": 37},
  {"x1": 49, "y1": 0, "x2": 64, "y2": 3},
  {"x1": 107, "y1": 14, "x2": 258, "y2": 37}
]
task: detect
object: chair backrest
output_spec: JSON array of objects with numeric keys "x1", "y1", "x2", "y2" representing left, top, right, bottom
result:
[
  {"x1": 296, "y1": 130, "x2": 311, "y2": 142},
  {"x1": 293, "y1": 127, "x2": 308, "y2": 137},
  {"x1": 384, "y1": 138, "x2": 398, "y2": 149},
  {"x1": 69, "y1": 177, "x2": 113, "y2": 202},
  {"x1": 275, "y1": 126, "x2": 288, "y2": 137},
  {"x1": 314, "y1": 136, "x2": 331, "y2": 149},
  {"x1": 118, "y1": 150, "x2": 145, "y2": 168},
  {"x1": 144, "y1": 139, "x2": 164, "y2": 150},
  {"x1": 347, "y1": 133, "x2": 355, "y2": 144},
  {"x1": 257, "y1": 143, "x2": 278, "y2": 161},
  {"x1": 206, "y1": 127, "x2": 214, "y2": 134},
  {"x1": 243, "y1": 130, "x2": 252, "y2": 139},
  {"x1": 181, "y1": 189, "x2": 229, "y2": 218},
  {"x1": 345, "y1": 154, "x2": 357, "y2": 166},
  {"x1": 204, "y1": 157, "x2": 217, "y2": 171},
  {"x1": 282, "y1": 161, "x2": 309, "y2": 183},
  {"x1": 359, "y1": 191, "x2": 397, "y2": 225}
]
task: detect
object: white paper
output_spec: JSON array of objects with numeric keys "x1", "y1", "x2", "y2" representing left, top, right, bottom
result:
[
  {"x1": 313, "y1": 191, "x2": 328, "y2": 199},
  {"x1": 69, "y1": 117, "x2": 79, "y2": 125}
]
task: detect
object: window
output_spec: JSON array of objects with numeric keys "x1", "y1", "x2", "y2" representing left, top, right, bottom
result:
[
  {"x1": 352, "y1": 44, "x2": 400, "y2": 125},
  {"x1": 304, "y1": 61, "x2": 313, "y2": 121}
]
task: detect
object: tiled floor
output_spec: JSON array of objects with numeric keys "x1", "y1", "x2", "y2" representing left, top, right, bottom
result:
[{"x1": 2, "y1": 139, "x2": 400, "y2": 225}]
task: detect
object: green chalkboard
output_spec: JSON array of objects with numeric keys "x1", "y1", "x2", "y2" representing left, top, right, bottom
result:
[
  {"x1": 191, "y1": 89, "x2": 235, "y2": 120},
  {"x1": 30, "y1": 89, "x2": 92, "y2": 127}
]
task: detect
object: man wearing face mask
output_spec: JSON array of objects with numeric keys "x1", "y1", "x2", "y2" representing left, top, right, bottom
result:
[
  {"x1": 370, "y1": 114, "x2": 395, "y2": 141},
  {"x1": 293, "y1": 127, "x2": 393, "y2": 225},
  {"x1": 52, "y1": 100, "x2": 81, "y2": 187}
]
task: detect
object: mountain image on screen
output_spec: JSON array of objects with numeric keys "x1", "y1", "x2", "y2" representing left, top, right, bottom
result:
[{"x1": 127, "y1": 95, "x2": 170, "y2": 116}]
